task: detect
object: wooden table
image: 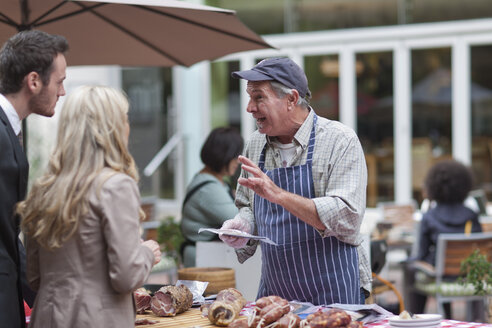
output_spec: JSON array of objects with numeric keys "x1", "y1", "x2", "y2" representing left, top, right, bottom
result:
[{"x1": 136, "y1": 308, "x2": 216, "y2": 327}]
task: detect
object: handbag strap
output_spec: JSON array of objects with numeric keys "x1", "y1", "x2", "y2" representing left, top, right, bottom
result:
[
  {"x1": 182, "y1": 180, "x2": 214, "y2": 208},
  {"x1": 180, "y1": 180, "x2": 214, "y2": 258}
]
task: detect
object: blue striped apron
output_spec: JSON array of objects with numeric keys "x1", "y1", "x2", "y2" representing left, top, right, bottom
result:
[{"x1": 255, "y1": 114, "x2": 360, "y2": 305}]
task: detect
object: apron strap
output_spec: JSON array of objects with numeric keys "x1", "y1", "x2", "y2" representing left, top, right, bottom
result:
[{"x1": 258, "y1": 112, "x2": 318, "y2": 169}]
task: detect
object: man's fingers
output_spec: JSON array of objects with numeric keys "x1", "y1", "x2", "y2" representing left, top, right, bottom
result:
[
  {"x1": 238, "y1": 177, "x2": 262, "y2": 189},
  {"x1": 238, "y1": 155, "x2": 255, "y2": 166}
]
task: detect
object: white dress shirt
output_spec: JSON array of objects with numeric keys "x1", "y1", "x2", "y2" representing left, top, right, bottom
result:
[{"x1": 0, "y1": 93, "x2": 21, "y2": 135}]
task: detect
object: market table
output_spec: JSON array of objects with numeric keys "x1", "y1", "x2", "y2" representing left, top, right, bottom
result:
[
  {"x1": 135, "y1": 309, "x2": 492, "y2": 328},
  {"x1": 136, "y1": 309, "x2": 213, "y2": 327}
]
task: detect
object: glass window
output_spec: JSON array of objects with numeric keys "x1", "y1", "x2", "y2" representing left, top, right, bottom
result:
[
  {"x1": 411, "y1": 48, "x2": 452, "y2": 203},
  {"x1": 207, "y1": 0, "x2": 492, "y2": 34},
  {"x1": 356, "y1": 52, "x2": 394, "y2": 206},
  {"x1": 122, "y1": 67, "x2": 175, "y2": 198},
  {"x1": 471, "y1": 45, "x2": 492, "y2": 199},
  {"x1": 304, "y1": 55, "x2": 339, "y2": 121},
  {"x1": 211, "y1": 61, "x2": 241, "y2": 130}
]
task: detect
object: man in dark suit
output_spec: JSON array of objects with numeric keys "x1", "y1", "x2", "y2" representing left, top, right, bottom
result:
[{"x1": 0, "y1": 30, "x2": 68, "y2": 328}]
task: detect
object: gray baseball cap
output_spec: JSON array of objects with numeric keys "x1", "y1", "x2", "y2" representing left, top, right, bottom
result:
[{"x1": 231, "y1": 57, "x2": 312, "y2": 99}]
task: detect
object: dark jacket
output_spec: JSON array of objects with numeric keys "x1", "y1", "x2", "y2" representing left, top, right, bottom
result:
[
  {"x1": 417, "y1": 203, "x2": 482, "y2": 265},
  {"x1": 0, "y1": 106, "x2": 29, "y2": 328}
]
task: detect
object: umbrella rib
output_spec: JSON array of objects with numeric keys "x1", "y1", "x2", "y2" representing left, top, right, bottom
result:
[
  {"x1": 134, "y1": 5, "x2": 271, "y2": 48},
  {"x1": 33, "y1": 3, "x2": 107, "y2": 27},
  {"x1": 0, "y1": 11, "x2": 20, "y2": 28},
  {"x1": 73, "y1": 2, "x2": 185, "y2": 66}
]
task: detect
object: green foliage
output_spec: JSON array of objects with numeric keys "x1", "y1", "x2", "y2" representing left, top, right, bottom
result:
[
  {"x1": 156, "y1": 216, "x2": 184, "y2": 264},
  {"x1": 459, "y1": 249, "x2": 492, "y2": 295}
]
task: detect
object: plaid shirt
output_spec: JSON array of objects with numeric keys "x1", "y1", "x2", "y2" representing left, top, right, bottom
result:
[{"x1": 235, "y1": 109, "x2": 372, "y2": 292}]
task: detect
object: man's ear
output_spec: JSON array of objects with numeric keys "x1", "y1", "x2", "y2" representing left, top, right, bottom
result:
[
  {"x1": 287, "y1": 89, "x2": 300, "y2": 109},
  {"x1": 25, "y1": 72, "x2": 42, "y2": 93}
]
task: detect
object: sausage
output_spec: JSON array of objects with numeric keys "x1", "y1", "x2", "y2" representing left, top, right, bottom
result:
[
  {"x1": 208, "y1": 288, "x2": 246, "y2": 326},
  {"x1": 276, "y1": 312, "x2": 301, "y2": 328},
  {"x1": 255, "y1": 295, "x2": 285, "y2": 309},
  {"x1": 306, "y1": 309, "x2": 352, "y2": 328},
  {"x1": 258, "y1": 299, "x2": 290, "y2": 325},
  {"x1": 227, "y1": 317, "x2": 250, "y2": 328}
]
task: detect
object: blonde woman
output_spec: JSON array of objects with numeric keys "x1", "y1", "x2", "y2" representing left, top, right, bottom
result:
[{"x1": 17, "y1": 85, "x2": 161, "y2": 328}]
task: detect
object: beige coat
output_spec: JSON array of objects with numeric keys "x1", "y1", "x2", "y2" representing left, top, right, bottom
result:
[{"x1": 26, "y1": 169, "x2": 154, "y2": 328}]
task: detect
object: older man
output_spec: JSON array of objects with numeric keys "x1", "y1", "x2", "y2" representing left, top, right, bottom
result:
[
  {"x1": 220, "y1": 57, "x2": 370, "y2": 305},
  {"x1": 0, "y1": 30, "x2": 68, "y2": 328}
]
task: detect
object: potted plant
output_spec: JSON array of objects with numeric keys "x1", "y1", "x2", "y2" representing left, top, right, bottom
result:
[
  {"x1": 460, "y1": 249, "x2": 492, "y2": 295},
  {"x1": 156, "y1": 216, "x2": 185, "y2": 268},
  {"x1": 459, "y1": 249, "x2": 492, "y2": 322}
]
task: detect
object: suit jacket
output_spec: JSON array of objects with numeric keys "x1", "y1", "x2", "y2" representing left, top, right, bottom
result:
[
  {"x1": 26, "y1": 169, "x2": 154, "y2": 328},
  {"x1": 0, "y1": 106, "x2": 29, "y2": 328}
]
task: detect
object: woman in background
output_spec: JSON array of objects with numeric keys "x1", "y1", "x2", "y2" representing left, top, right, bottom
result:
[
  {"x1": 17, "y1": 86, "x2": 161, "y2": 328},
  {"x1": 180, "y1": 127, "x2": 243, "y2": 267},
  {"x1": 411, "y1": 159, "x2": 482, "y2": 317},
  {"x1": 417, "y1": 159, "x2": 482, "y2": 265}
]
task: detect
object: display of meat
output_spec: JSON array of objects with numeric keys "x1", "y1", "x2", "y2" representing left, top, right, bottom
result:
[
  {"x1": 276, "y1": 312, "x2": 301, "y2": 328},
  {"x1": 227, "y1": 316, "x2": 250, "y2": 328},
  {"x1": 150, "y1": 285, "x2": 193, "y2": 317},
  {"x1": 228, "y1": 295, "x2": 293, "y2": 328},
  {"x1": 200, "y1": 302, "x2": 211, "y2": 317},
  {"x1": 303, "y1": 308, "x2": 362, "y2": 328},
  {"x1": 207, "y1": 288, "x2": 246, "y2": 326},
  {"x1": 228, "y1": 297, "x2": 363, "y2": 328},
  {"x1": 134, "y1": 288, "x2": 152, "y2": 314},
  {"x1": 257, "y1": 297, "x2": 290, "y2": 326}
]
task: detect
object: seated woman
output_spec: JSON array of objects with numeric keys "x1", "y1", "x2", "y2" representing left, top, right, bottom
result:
[
  {"x1": 409, "y1": 159, "x2": 482, "y2": 317},
  {"x1": 180, "y1": 127, "x2": 243, "y2": 267}
]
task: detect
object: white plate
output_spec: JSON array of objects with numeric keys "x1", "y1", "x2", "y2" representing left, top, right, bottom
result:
[
  {"x1": 388, "y1": 314, "x2": 442, "y2": 327},
  {"x1": 390, "y1": 321, "x2": 441, "y2": 327},
  {"x1": 390, "y1": 324, "x2": 440, "y2": 328}
]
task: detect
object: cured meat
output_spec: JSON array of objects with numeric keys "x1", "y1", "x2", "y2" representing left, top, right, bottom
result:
[
  {"x1": 227, "y1": 317, "x2": 250, "y2": 328},
  {"x1": 200, "y1": 302, "x2": 211, "y2": 317},
  {"x1": 150, "y1": 285, "x2": 193, "y2": 317},
  {"x1": 276, "y1": 312, "x2": 301, "y2": 328},
  {"x1": 305, "y1": 309, "x2": 352, "y2": 328},
  {"x1": 258, "y1": 299, "x2": 290, "y2": 325},
  {"x1": 208, "y1": 288, "x2": 246, "y2": 326},
  {"x1": 255, "y1": 295, "x2": 286, "y2": 309},
  {"x1": 134, "y1": 318, "x2": 158, "y2": 325},
  {"x1": 134, "y1": 288, "x2": 151, "y2": 314},
  {"x1": 216, "y1": 287, "x2": 244, "y2": 303}
]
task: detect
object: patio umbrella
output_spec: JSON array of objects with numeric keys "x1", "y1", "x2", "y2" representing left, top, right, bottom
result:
[{"x1": 0, "y1": 0, "x2": 273, "y2": 67}]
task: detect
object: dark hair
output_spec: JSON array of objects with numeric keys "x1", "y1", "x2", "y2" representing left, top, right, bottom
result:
[
  {"x1": 0, "y1": 30, "x2": 69, "y2": 94},
  {"x1": 424, "y1": 159, "x2": 474, "y2": 204},
  {"x1": 200, "y1": 127, "x2": 244, "y2": 173}
]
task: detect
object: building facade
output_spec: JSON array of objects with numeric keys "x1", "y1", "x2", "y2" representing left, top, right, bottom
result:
[{"x1": 28, "y1": 17, "x2": 492, "y2": 218}]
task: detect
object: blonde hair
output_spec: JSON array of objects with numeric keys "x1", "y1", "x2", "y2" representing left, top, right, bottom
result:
[{"x1": 18, "y1": 85, "x2": 143, "y2": 250}]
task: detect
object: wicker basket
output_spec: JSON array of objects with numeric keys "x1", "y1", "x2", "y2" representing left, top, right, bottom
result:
[{"x1": 177, "y1": 267, "x2": 235, "y2": 295}]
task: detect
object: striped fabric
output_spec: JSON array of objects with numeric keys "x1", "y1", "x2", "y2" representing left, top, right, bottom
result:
[
  {"x1": 255, "y1": 114, "x2": 361, "y2": 305},
  {"x1": 235, "y1": 109, "x2": 371, "y2": 293}
]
